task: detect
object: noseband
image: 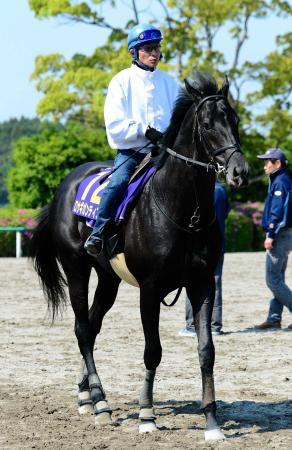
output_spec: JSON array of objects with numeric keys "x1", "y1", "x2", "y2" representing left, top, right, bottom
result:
[{"x1": 164, "y1": 94, "x2": 241, "y2": 173}]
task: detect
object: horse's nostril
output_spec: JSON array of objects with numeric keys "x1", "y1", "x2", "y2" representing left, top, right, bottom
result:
[{"x1": 233, "y1": 167, "x2": 240, "y2": 178}]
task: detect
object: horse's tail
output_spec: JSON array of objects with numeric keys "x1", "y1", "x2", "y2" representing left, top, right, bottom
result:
[{"x1": 29, "y1": 204, "x2": 67, "y2": 320}]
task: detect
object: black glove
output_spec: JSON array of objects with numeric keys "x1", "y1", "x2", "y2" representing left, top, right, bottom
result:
[{"x1": 145, "y1": 126, "x2": 163, "y2": 145}]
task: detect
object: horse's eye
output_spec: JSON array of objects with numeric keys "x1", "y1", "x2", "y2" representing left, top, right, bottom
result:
[{"x1": 203, "y1": 122, "x2": 210, "y2": 130}]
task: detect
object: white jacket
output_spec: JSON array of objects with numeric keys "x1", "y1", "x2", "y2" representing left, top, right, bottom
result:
[{"x1": 104, "y1": 64, "x2": 180, "y2": 151}]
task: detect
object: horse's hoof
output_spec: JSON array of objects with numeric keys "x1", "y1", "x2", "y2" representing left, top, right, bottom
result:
[
  {"x1": 205, "y1": 428, "x2": 225, "y2": 441},
  {"x1": 95, "y1": 412, "x2": 112, "y2": 426},
  {"x1": 78, "y1": 403, "x2": 93, "y2": 415},
  {"x1": 139, "y1": 420, "x2": 158, "y2": 433}
]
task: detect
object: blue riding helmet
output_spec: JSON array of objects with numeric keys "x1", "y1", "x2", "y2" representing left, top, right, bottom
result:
[
  {"x1": 128, "y1": 24, "x2": 163, "y2": 71},
  {"x1": 127, "y1": 23, "x2": 162, "y2": 50}
]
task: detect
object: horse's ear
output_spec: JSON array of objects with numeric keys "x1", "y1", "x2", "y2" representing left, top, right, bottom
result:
[
  {"x1": 184, "y1": 78, "x2": 203, "y2": 102},
  {"x1": 220, "y1": 75, "x2": 229, "y2": 98}
]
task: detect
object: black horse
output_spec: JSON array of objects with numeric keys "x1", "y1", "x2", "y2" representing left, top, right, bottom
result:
[{"x1": 30, "y1": 71, "x2": 248, "y2": 441}]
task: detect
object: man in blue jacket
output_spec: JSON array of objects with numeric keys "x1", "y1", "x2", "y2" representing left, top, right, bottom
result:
[
  {"x1": 255, "y1": 148, "x2": 292, "y2": 330},
  {"x1": 179, "y1": 181, "x2": 230, "y2": 336}
]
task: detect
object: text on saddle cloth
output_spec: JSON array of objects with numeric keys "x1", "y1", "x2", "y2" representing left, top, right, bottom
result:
[{"x1": 72, "y1": 165, "x2": 156, "y2": 226}]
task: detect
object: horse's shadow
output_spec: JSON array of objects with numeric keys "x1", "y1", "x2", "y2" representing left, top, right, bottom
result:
[{"x1": 119, "y1": 398, "x2": 292, "y2": 436}]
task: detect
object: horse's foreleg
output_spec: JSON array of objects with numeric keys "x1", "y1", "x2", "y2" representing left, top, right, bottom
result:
[
  {"x1": 139, "y1": 287, "x2": 162, "y2": 433},
  {"x1": 187, "y1": 281, "x2": 225, "y2": 442}
]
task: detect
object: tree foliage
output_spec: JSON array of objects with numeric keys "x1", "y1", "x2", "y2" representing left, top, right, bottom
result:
[
  {"x1": 7, "y1": 121, "x2": 114, "y2": 207},
  {"x1": 0, "y1": 117, "x2": 41, "y2": 205},
  {"x1": 26, "y1": 0, "x2": 291, "y2": 201},
  {"x1": 28, "y1": 1, "x2": 291, "y2": 134},
  {"x1": 6, "y1": 0, "x2": 289, "y2": 207},
  {"x1": 246, "y1": 32, "x2": 292, "y2": 146}
]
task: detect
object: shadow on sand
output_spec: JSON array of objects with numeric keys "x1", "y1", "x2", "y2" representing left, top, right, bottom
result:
[{"x1": 120, "y1": 398, "x2": 292, "y2": 437}]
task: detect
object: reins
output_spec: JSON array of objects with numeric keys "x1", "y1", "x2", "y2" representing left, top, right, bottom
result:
[
  {"x1": 98, "y1": 141, "x2": 152, "y2": 184},
  {"x1": 156, "y1": 94, "x2": 241, "y2": 308},
  {"x1": 151, "y1": 164, "x2": 216, "y2": 308},
  {"x1": 160, "y1": 94, "x2": 242, "y2": 174},
  {"x1": 150, "y1": 172, "x2": 217, "y2": 235},
  {"x1": 164, "y1": 146, "x2": 225, "y2": 174},
  {"x1": 161, "y1": 286, "x2": 183, "y2": 307}
]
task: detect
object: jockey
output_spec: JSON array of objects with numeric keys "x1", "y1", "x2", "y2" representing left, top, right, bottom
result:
[{"x1": 85, "y1": 23, "x2": 180, "y2": 256}]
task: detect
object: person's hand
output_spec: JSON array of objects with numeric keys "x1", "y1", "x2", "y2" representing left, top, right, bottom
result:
[
  {"x1": 264, "y1": 237, "x2": 274, "y2": 250},
  {"x1": 145, "y1": 126, "x2": 163, "y2": 145}
]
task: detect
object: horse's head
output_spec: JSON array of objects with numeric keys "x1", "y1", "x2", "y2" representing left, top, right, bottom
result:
[{"x1": 184, "y1": 71, "x2": 249, "y2": 188}]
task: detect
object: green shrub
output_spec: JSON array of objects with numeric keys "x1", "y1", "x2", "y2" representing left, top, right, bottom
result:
[
  {"x1": 225, "y1": 202, "x2": 265, "y2": 252},
  {"x1": 7, "y1": 122, "x2": 114, "y2": 208},
  {"x1": 226, "y1": 210, "x2": 254, "y2": 252},
  {"x1": 0, "y1": 202, "x2": 266, "y2": 256},
  {"x1": 0, "y1": 207, "x2": 38, "y2": 256}
]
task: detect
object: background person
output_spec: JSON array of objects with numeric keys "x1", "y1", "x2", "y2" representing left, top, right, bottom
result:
[
  {"x1": 179, "y1": 180, "x2": 230, "y2": 337},
  {"x1": 85, "y1": 23, "x2": 180, "y2": 256},
  {"x1": 255, "y1": 148, "x2": 292, "y2": 330}
]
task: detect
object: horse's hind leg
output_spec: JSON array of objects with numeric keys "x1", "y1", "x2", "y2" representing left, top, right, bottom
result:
[
  {"x1": 138, "y1": 286, "x2": 162, "y2": 433},
  {"x1": 187, "y1": 280, "x2": 225, "y2": 442},
  {"x1": 85, "y1": 266, "x2": 121, "y2": 424},
  {"x1": 64, "y1": 259, "x2": 120, "y2": 425}
]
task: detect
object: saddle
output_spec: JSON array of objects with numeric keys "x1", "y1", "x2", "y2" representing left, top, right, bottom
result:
[
  {"x1": 72, "y1": 154, "x2": 157, "y2": 285},
  {"x1": 72, "y1": 153, "x2": 155, "y2": 226}
]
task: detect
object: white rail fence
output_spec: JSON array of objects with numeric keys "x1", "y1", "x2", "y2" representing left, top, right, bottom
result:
[{"x1": 0, "y1": 227, "x2": 32, "y2": 258}]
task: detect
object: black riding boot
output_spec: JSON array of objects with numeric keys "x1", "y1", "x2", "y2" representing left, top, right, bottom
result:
[{"x1": 84, "y1": 235, "x2": 104, "y2": 257}]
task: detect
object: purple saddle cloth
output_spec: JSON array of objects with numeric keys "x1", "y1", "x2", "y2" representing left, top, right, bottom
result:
[{"x1": 72, "y1": 164, "x2": 156, "y2": 227}]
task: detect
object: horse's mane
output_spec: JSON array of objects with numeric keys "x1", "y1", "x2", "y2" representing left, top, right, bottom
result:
[{"x1": 154, "y1": 71, "x2": 218, "y2": 167}]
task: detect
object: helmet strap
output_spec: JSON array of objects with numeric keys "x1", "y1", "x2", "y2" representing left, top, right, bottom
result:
[
  {"x1": 133, "y1": 60, "x2": 155, "y2": 72},
  {"x1": 132, "y1": 47, "x2": 155, "y2": 72}
]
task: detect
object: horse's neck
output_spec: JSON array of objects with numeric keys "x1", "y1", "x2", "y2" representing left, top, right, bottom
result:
[
  {"x1": 160, "y1": 116, "x2": 212, "y2": 198},
  {"x1": 155, "y1": 154, "x2": 215, "y2": 225},
  {"x1": 154, "y1": 107, "x2": 215, "y2": 224}
]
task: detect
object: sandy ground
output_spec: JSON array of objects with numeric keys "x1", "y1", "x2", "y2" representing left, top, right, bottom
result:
[{"x1": 1, "y1": 253, "x2": 292, "y2": 450}]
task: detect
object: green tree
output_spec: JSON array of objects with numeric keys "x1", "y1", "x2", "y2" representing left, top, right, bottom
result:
[
  {"x1": 247, "y1": 32, "x2": 292, "y2": 147},
  {"x1": 0, "y1": 117, "x2": 41, "y2": 205},
  {"x1": 28, "y1": 1, "x2": 291, "y2": 133},
  {"x1": 27, "y1": 0, "x2": 291, "y2": 202},
  {"x1": 7, "y1": 121, "x2": 114, "y2": 207}
]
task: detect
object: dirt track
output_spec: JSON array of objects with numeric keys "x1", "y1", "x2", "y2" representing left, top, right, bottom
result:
[{"x1": 1, "y1": 253, "x2": 292, "y2": 449}]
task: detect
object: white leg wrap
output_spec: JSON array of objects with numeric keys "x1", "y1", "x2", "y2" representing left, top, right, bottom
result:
[
  {"x1": 139, "y1": 407, "x2": 155, "y2": 420},
  {"x1": 94, "y1": 401, "x2": 112, "y2": 426},
  {"x1": 205, "y1": 428, "x2": 225, "y2": 441},
  {"x1": 139, "y1": 407, "x2": 157, "y2": 433},
  {"x1": 78, "y1": 403, "x2": 93, "y2": 415},
  {"x1": 78, "y1": 390, "x2": 93, "y2": 415},
  {"x1": 78, "y1": 390, "x2": 91, "y2": 401}
]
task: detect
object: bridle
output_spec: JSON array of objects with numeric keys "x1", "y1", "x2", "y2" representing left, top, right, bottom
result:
[
  {"x1": 195, "y1": 94, "x2": 241, "y2": 166},
  {"x1": 163, "y1": 94, "x2": 241, "y2": 174},
  {"x1": 151, "y1": 93, "x2": 242, "y2": 235},
  {"x1": 153, "y1": 94, "x2": 242, "y2": 307}
]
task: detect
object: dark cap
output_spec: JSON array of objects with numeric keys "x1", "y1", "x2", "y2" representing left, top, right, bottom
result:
[{"x1": 257, "y1": 148, "x2": 288, "y2": 163}]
